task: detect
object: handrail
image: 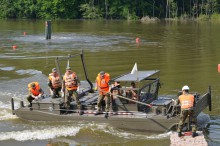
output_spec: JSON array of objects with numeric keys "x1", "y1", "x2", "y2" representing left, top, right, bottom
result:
[{"x1": 54, "y1": 50, "x2": 93, "y2": 98}]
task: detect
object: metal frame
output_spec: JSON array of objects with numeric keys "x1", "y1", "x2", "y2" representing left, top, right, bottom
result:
[{"x1": 54, "y1": 50, "x2": 93, "y2": 96}]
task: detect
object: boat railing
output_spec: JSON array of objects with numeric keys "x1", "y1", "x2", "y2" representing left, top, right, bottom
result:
[
  {"x1": 194, "y1": 86, "x2": 212, "y2": 116},
  {"x1": 55, "y1": 50, "x2": 94, "y2": 99},
  {"x1": 139, "y1": 78, "x2": 160, "y2": 99},
  {"x1": 137, "y1": 79, "x2": 160, "y2": 112}
]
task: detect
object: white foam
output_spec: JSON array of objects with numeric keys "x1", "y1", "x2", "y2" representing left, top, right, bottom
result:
[
  {"x1": 110, "y1": 130, "x2": 172, "y2": 140},
  {"x1": 0, "y1": 66, "x2": 15, "y2": 71},
  {"x1": 0, "y1": 100, "x2": 23, "y2": 121},
  {"x1": 0, "y1": 126, "x2": 80, "y2": 141},
  {"x1": 0, "y1": 117, "x2": 172, "y2": 142},
  {"x1": 0, "y1": 99, "x2": 20, "y2": 110},
  {"x1": 88, "y1": 122, "x2": 171, "y2": 140},
  {"x1": 0, "y1": 109, "x2": 17, "y2": 120}
]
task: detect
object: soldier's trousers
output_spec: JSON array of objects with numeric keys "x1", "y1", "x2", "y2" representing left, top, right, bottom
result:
[
  {"x1": 177, "y1": 109, "x2": 197, "y2": 133},
  {"x1": 65, "y1": 90, "x2": 81, "y2": 110},
  {"x1": 97, "y1": 94, "x2": 110, "y2": 112}
]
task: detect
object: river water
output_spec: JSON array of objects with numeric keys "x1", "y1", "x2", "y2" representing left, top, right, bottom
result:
[{"x1": 0, "y1": 20, "x2": 220, "y2": 146}]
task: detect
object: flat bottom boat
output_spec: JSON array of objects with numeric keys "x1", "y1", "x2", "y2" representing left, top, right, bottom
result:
[{"x1": 11, "y1": 51, "x2": 212, "y2": 133}]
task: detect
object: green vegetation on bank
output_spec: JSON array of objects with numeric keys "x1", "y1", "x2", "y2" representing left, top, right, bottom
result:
[{"x1": 0, "y1": 0, "x2": 220, "y2": 21}]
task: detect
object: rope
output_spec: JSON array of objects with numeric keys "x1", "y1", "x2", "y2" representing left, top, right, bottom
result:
[
  {"x1": 41, "y1": 44, "x2": 50, "y2": 73},
  {"x1": 112, "y1": 93, "x2": 152, "y2": 107}
]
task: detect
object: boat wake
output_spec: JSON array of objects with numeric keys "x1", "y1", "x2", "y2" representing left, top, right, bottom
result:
[
  {"x1": 0, "y1": 122, "x2": 171, "y2": 142},
  {"x1": 0, "y1": 126, "x2": 80, "y2": 141},
  {"x1": 0, "y1": 109, "x2": 17, "y2": 121},
  {"x1": 86, "y1": 123, "x2": 172, "y2": 140},
  {"x1": 0, "y1": 100, "x2": 18, "y2": 121},
  {"x1": 107, "y1": 129, "x2": 172, "y2": 140}
]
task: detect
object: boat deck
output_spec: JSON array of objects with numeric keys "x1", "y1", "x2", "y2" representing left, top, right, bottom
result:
[{"x1": 170, "y1": 131, "x2": 208, "y2": 146}]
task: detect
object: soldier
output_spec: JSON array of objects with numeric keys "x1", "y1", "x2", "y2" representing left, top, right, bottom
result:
[
  {"x1": 94, "y1": 71, "x2": 110, "y2": 118},
  {"x1": 177, "y1": 85, "x2": 198, "y2": 137},
  {"x1": 126, "y1": 81, "x2": 137, "y2": 101},
  {"x1": 62, "y1": 67, "x2": 83, "y2": 115},
  {"x1": 27, "y1": 82, "x2": 44, "y2": 107},
  {"x1": 110, "y1": 81, "x2": 122, "y2": 112},
  {"x1": 48, "y1": 68, "x2": 62, "y2": 98}
]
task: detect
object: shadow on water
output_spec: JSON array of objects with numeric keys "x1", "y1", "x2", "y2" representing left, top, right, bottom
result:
[{"x1": 205, "y1": 116, "x2": 220, "y2": 145}]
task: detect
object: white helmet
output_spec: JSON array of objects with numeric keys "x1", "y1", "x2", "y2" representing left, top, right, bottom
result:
[{"x1": 182, "y1": 85, "x2": 190, "y2": 91}]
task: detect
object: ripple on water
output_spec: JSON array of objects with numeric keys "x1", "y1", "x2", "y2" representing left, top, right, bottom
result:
[
  {"x1": 206, "y1": 116, "x2": 220, "y2": 145},
  {"x1": 0, "y1": 66, "x2": 15, "y2": 71}
]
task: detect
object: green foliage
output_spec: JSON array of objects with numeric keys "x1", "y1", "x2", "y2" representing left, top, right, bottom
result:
[
  {"x1": 37, "y1": 0, "x2": 70, "y2": 19},
  {"x1": 0, "y1": 0, "x2": 220, "y2": 20},
  {"x1": 197, "y1": 14, "x2": 210, "y2": 21},
  {"x1": 210, "y1": 13, "x2": 220, "y2": 22},
  {"x1": 0, "y1": 0, "x2": 17, "y2": 18},
  {"x1": 79, "y1": 3, "x2": 103, "y2": 19}
]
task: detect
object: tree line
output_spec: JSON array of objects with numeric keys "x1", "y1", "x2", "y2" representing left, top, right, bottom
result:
[{"x1": 0, "y1": 0, "x2": 220, "y2": 20}]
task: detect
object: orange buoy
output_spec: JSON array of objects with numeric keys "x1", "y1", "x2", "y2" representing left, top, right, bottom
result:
[
  {"x1": 136, "y1": 37, "x2": 140, "y2": 44},
  {"x1": 12, "y1": 45, "x2": 17, "y2": 49},
  {"x1": 23, "y1": 32, "x2": 26, "y2": 35},
  {"x1": 218, "y1": 64, "x2": 220, "y2": 73}
]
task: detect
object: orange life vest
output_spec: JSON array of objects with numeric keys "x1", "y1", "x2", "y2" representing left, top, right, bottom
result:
[
  {"x1": 179, "y1": 94, "x2": 194, "y2": 109},
  {"x1": 49, "y1": 73, "x2": 61, "y2": 89},
  {"x1": 96, "y1": 73, "x2": 110, "y2": 95},
  {"x1": 28, "y1": 82, "x2": 41, "y2": 96},
  {"x1": 63, "y1": 72, "x2": 78, "y2": 90}
]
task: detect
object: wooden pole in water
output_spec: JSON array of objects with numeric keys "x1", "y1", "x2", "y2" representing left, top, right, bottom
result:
[
  {"x1": 11, "y1": 98, "x2": 15, "y2": 115},
  {"x1": 45, "y1": 20, "x2": 51, "y2": 40}
]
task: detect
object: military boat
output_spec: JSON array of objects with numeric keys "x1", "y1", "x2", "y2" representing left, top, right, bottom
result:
[{"x1": 11, "y1": 50, "x2": 212, "y2": 133}]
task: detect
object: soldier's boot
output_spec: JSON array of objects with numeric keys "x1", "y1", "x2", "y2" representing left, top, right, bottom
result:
[
  {"x1": 178, "y1": 132, "x2": 183, "y2": 137},
  {"x1": 79, "y1": 105, "x2": 84, "y2": 115},
  {"x1": 104, "y1": 112, "x2": 109, "y2": 118},
  {"x1": 79, "y1": 110, "x2": 84, "y2": 115},
  {"x1": 94, "y1": 111, "x2": 101, "y2": 116},
  {"x1": 94, "y1": 107, "x2": 101, "y2": 116},
  {"x1": 28, "y1": 103, "x2": 32, "y2": 107},
  {"x1": 192, "y1": 132, "x2": 198, "y2": 138}
]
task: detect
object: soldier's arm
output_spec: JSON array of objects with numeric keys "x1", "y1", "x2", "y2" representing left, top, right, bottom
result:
[
  {"x1": 28, "y1": 90, "x2": 32, "y2": 96},
  {"x1": 176, "y1": 98, "x2": 180, "y2": 105},
  {"x1": 62, "y1": 78, "x2": 65, "y2": 92},
  {"x1": 39, "y1": 88, "x2": 44, "y2": 95},
  {"x1": 76, "y1": 76, "x2": 81, "y2": 86},
  {"x1": 48, "y1": 79, "x2": 53, "y2": 89}
]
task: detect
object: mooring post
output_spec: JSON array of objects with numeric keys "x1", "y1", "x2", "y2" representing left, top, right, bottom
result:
[
  {"x1": 20, "y1": 100, "x2": 24, "y2": 108},
  {"x1": 11, "y1": 98, "x2": 15, "y2": 115},
  {"x1": 45, "y1": 20, "x2": 51, "y2": 40}
]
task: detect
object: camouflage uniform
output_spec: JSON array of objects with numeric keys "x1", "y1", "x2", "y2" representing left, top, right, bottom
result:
[
  {"x1": 177, "y1": 109, "x2": 197, "y2": 133},
  {"x1": 97, "y1": 93, "x2": 110, "y2": 112},
  {"x1": 65, "y1": 89, "x2": 81, "y2": 110}
]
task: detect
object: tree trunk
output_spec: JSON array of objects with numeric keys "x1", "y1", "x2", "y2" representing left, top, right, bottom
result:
[
  {"x1": 105, "y1": 0, "x2": 108, "y2": 19},
  {"x1": 182, "y1": 0, "x2": 184, "y2": 13},
  {"x1": 153, "y1": 0, "x2": 155, "y2": 17},
  {"x1": 166, "y1": 0, "x2": 169, "y2": 18}
]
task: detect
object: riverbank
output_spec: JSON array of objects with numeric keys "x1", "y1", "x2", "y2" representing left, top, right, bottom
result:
[{"x1": 140, "y1": 14, "x2": 220, "y2": 23}]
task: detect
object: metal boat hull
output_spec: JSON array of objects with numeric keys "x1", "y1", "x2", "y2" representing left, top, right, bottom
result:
[{"x1": 13, "y1": 107, "x2": 209, "y2": 133}]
